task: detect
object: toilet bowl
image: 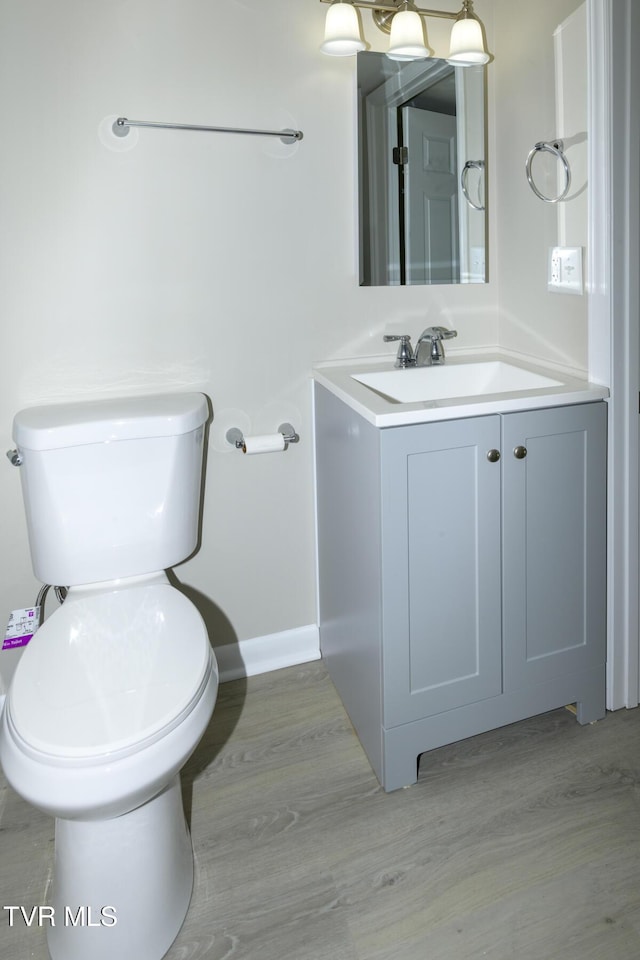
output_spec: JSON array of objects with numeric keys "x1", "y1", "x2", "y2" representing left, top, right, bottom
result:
[
  {"x1": 1, "y1": 575, "x2": 217, "y2": 819},
  {"x1": 0, "y1": 393, "x2": 218, "y2": 960},
  {"x1": 0, "y1": 575, "x2": 218, "y2": 960}
]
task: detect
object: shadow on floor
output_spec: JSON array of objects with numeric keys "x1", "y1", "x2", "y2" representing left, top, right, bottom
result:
[{"x1": 170, "y1": 576, "x2": 248, "y2": 828}]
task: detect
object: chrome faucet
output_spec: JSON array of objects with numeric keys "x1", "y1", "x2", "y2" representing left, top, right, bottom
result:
[
  {"x1": 414, "y1": 326, "x2": 458, "y2": 366},
  {"x1": 383, "y1": 326, "x2": 457, "y2": 368}
]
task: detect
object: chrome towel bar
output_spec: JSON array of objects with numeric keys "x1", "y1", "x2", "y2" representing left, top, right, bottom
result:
[{"x1": 112, "y1": 117, "x2": 303, "y2": 145}]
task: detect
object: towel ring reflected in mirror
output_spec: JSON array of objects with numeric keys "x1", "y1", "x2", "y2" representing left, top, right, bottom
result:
[
  {"x1": 526, "y1": 140, "x2": 571, "y2": 203},
  {"x1": 461, "y1": 160, "x2": 485, "y2": 211}
]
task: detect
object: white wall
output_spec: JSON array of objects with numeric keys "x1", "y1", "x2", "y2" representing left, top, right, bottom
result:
[
  {"x1": 0, "y1": 0, "x2": 588, "y2": 689},
  {"x1": 494, "y1": 0, "x2": 589, "y2": 371}
]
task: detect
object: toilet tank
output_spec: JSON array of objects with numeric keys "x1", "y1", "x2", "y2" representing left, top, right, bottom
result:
[{"x1": 12, "y1": 393, "x2": 210, "y2": 586}]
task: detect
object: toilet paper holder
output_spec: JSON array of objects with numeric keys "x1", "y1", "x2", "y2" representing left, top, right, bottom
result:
[{"x1": 226, "y1": 423, "x2": 300, "y2": 451}]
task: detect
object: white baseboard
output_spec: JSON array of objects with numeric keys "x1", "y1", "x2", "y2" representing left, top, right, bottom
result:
[
  {"x1": 0, "y1": 629, "x2": 320, "y2": 699},
  {"x1": 214, "y1": 623, "x2": 320, "y2": 683}
]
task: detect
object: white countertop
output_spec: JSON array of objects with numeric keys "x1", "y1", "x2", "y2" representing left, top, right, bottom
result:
[{"x1": 313, "y1": 353, "x2": 610, "y2": 428}]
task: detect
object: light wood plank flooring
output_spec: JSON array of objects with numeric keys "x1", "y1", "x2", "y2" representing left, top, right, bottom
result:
[{"x1": 2, "y1": 660, "x2": 640, "y2": 959}]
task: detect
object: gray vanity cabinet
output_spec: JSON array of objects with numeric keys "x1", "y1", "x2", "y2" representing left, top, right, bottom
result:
[
  {"x1": 315, "y1": 383, "x2": 607, "y2": 792},
  {"x1": 500, "y1": 406, "x2": 607, "y2": 696},
  {"x1": 380, "y1": 415, "x2": 503, "y2": 728}
]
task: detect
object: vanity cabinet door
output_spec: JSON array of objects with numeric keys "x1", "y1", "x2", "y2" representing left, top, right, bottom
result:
[
  {"x1": 501, "y1": 403, "x2": 607, "y2": 692},
  {"x1": 380, "y1": 416, "x2": 503, "y2": 727}
]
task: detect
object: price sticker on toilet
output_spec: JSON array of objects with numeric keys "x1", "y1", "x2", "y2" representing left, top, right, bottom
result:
[{"x1": 2, "y1": 607, "x2": 41, "y2": 651}]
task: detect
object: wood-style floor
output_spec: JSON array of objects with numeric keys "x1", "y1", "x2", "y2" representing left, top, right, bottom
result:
[{"x1": 2, "y1": 660, "x2": 640, "y2": 959}]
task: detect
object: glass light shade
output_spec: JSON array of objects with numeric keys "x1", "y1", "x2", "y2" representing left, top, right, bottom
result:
[
  {"x1": 320, "y1": 2, "x2": 366, "y2": 57},
  {"x1": 447, "y1": 15, "x2": 490, "y2": 65},
  {"x1": 386, "y1": 9, "x2": 430, "y2": 61}
]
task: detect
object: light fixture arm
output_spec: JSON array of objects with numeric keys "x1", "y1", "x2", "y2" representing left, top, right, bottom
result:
[{"x1": 319, "y1": 0, "x2": 460, "y2": 28}]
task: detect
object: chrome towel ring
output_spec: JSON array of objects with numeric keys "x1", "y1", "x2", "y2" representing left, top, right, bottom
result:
[
  {"x1": 461, "y1": 160, "x2": 485, "y2": 211},
  {"x1": 526, "y1": 140, "x2": 571, "y2": 203}
]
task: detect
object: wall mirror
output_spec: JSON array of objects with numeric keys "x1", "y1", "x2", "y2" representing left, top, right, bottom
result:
[{"x1": 358, "y1": 52, "x2": 487, "y2": 286}]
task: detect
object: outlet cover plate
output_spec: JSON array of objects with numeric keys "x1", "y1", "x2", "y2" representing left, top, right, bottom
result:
[{"x1": 548, "y1": 246, "x2": 583, "y2": 295}]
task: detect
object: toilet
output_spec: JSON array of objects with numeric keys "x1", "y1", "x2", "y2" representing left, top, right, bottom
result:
[{"x1": 0, "y1": 393, "x2": 218, "y2": 960}]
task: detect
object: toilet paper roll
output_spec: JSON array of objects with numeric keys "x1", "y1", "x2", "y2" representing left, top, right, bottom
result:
[{"x1": 241, "y1": 433, "x2": 286, "y2": 455}]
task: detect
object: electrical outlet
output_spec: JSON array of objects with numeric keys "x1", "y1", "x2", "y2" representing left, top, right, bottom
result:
[{"x1": 548, "y1": 246, "x2": 583, "y2": 295}]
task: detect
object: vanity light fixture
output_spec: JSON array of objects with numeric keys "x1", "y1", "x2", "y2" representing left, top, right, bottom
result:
[
  {"x1": 320, "y1": 0, "x2": 367, "y2": 56},
  {"x1": 387, "y1": 2, "x2": 430, "y2": 61},
  {"x1": 447, "y1": 0, "x2": 489, "y2": 64},
  {"x1": 319, "y1": 0, "x2": 490, "y2": 64}
]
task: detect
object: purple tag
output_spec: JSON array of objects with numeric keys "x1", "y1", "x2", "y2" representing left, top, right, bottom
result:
[
  {"x1": 2, "y1": 633, "x2": 34, "y2": 651},
  {"x1": 3, "y1": 607, "x2": 40, "y2": 651}
]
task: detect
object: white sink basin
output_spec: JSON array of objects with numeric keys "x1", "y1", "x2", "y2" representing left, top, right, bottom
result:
[{"x1": 351, "y1": 360, "x2": 563, "y2": 404}]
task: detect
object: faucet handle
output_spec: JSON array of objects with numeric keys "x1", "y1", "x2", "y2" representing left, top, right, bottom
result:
[
  {"x1": 383, "y1": 334, "x2": 415, "y2": 368},
  {"x1": 420, "y1": 326, "x2": 458, "y2": 342},
  {"x1": 415, "y1": 326, "x2": 458, "y2": 366},
  {"x1": 439, "y1": 326, "x2": 457, "y2": 340}
]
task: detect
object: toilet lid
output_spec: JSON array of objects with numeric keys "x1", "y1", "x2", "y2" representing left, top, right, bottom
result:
[{"x1": 8, "y1": 583, "x2": 214, "y2": 762}]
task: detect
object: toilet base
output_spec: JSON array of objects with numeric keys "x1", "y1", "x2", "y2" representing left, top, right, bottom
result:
[{"x1": 46, "y1": 775, "x2": 193, "y2": 960}]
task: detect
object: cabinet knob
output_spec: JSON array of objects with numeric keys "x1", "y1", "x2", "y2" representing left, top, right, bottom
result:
[
  {"x1": 486, "y1": 449, "x2": 501, "y2": 463},
  {"x1": 514, "y1": 445, "x2": 528, "y2": 459}
]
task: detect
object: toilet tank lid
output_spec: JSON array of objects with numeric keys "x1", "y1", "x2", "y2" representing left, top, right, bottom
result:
[{"x1": 13, "y1": 393, "x2": 209, "y2": 450}]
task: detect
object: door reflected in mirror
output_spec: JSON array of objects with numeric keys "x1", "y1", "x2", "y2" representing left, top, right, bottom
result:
[{"x1": 358, "y1": 52, "x2": 487, "y2": 286}]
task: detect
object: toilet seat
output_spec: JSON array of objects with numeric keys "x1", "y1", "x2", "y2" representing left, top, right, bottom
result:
[{"x1": 8, "y1": 582, "x2": 213, "y2": 765}]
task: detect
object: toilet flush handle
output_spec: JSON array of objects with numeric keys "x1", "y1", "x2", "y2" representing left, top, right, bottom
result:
[{"x1": 6, "y1": 449, "x2": 23, "y2": 466}]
